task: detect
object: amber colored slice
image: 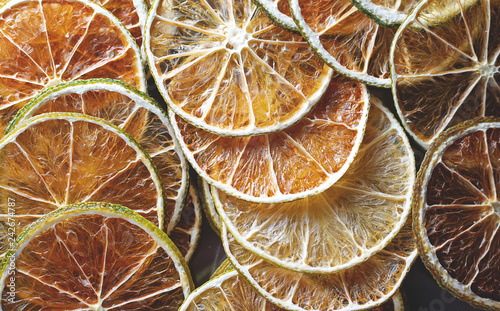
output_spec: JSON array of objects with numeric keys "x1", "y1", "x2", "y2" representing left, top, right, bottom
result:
[
  {"x1": 391, "y1": 0, "x2": 499, "y2": 148},
  {"x1": 145, "y1": 0, "x2": 332, "y2": 136},
  {"x1": 0, "y1": 0, "x2": 145, "y2": 136},
  {"x1": 221, "y1": 218, "x2": 416, "y2": 311},
  {"x1": 171, "y1": 75, "x2": 369, "y2": 203},
  {"x1": 214, "y1": 99, "x2": 415, "y2": 273},
  {"x1": 288, "y1": 0, "x2": 394, "y2": 87},
  {"x1": 414, "y1": 118, "x2": 500, "y2": 310},
  {"x1": 7, "y1": 79, "x2": 189, "y2": 234},
  {"x1": 0, "y1": 113, "x2": 164, "y2": 258},
  {"x1": 0, "y1": 202, "x2": 192, "y2": 310}
]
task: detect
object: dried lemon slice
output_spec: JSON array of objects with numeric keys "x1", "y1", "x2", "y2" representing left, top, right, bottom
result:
[
  {"x1": 390, "y1": 0, "x2": 499, "y2": 148},
  {"x1": 221, "y1": 219, "x2": 416, "y2": 311},
  {"x1": 214, "y1": 99, "x2": 415, "y2": 272},
  {"x1": 288, "y1": 0, "x2": 394, "y2": 87},
  {"x1": 0, "y1": 113, "x2": 164, "y2": 257},
  {"x1": 198, "y1": 177, "x2": 221, "y2": 235},
  {"x1": 170, "y1": 76, "x2": 369, "y2": 203},
  {"x1": 0, "y1": 0, "x2": 146, "y2": 136},
  {"x1": 0, "y1": 202, "x2": 193, "y2": 310},
  {"x1": 413, "y1": 117, "x2": 500, "y2": 310},
  {"x1": 7, "y1": 79, "x2": 189, "y2": 233},
  {"x1": 144, "y1": 0, "x2": 332, "y2": 136}
]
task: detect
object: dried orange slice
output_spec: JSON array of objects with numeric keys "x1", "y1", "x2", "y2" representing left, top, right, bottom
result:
[
  {"x1": 198, "y1": 177, "x2": 221, "y2": 235},
  {"x1": 0, "y1": 202, "x2": 193, "y2": 310},
  {"x1": 7, "y1": 79, "x2": 189, "y2": 233},
  {"x1": 214, "y1": 99, "x2": 415, "y2": 272},
  {"x1": 144, "y1": 0, "x2": 332, "y2": 136},
  {"x1": 0, "y1": 0, "x2": 146, "y2": 136},
  {"x1": 171, "y1": 76, "x2": 369, "y2": 203},
  {"x1": 413, "y1": 117, "x2": 500, "y2": 310},
  {"x1": 288, "y1": 0, "x2": 394, "y2": 87},
  {"x1": 0, "y1": 113, "x2": 164, "y2": 257},
  {"x1": 390, "y1": 0, "x2": 499, "y2": 148},
  {"x1": 221, "y1": 218, "x2": 416, "y2": 311},
  {"x1": 169, "y1": 185, "x2": 202, "y2": 263}
]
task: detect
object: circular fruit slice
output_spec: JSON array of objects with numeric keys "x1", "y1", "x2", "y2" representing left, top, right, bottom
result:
[
  {"x1": 0, "y1": 113, "x2": 164, "y2": 257},
  {"x1": 413, "y1": 117, "x2": 500, "y2": 310},
  {"x1": 93, "y1": 0, "x2": 148, "y2": 47},
  {"x1": 0, "y1": 0, "x2": 146, "y2": 136},
  {"x1": 171, "y1": 76, "x2": 370, "y2": 203},
  {"x1": 198, "y1": 177, "x2": 221, "y2": 235},
  {"x1": 221, "y1": 218, "x2": 417, "y2": 311},
  {"x1": 390, "y1": 0, "x2": 499, "y2": 149},
  {"x1": 144, "y1": 0, "x2": 332, "y2": 136},
  {"x1": 214, "y1": 98, "x2": 415, "y2": 272},
  {"x1": 179, "y1": 264, "x2": 287, "y2": 311},
  {"x1": 0, "y1": 202, "x2": 193, "y2": 310},
  {"x1": 7, "y1": 79, "x2": 189, "y2": 233},
  {"x1": 349, "y1": 0, "x2": 419, "y2": 27},
  {"x1": 288, "y1": 0, "x2": 394, "y2": 87},
  {"x1": 169, "y1": 185, "x2": 202, "y2": 263}
]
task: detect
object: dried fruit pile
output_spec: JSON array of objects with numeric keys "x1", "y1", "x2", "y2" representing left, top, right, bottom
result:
[{"x1": 0, "y1": 0, "x2": 498, "y2": 309}]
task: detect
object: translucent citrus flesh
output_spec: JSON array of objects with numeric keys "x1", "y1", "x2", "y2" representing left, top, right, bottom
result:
[
  {"x1": 415, "y1": 122, "x2": 500, "y2": 307},
  {"x1": 391, "y1": 0, "x2": 499, "y2": 148},
  {"x1": 0, "y1": 0, "x2": 145, "y2": 136},
  {"x1": 146, "y1": 0, "x2": 332, "y2": 135},
  {"x1": 289, "y1": 0, "x2": 394, "y2": 86},
  {"x1": 8, "y1": 80, "x2": 188, "y2": 233},
  {"x1": 168, "y1": 185, "x2": 202, "y2": 263},
  {"x1": 172, "y1": 76, "x2": 368, "y2": 202},
  {"x1": 179, "y1": 269, "x2": 286, "y2": 311},
  {"x1": 0, "y1": 204, "x2": 190, "y2": 310},
  {"x1": 93, "y1": 0, "x2": 145, "y2": 46},
  {"x1": 222, "y1": 219, "x2": 416, "y2": 311},
  {"x1": 0, "y1": 114, "x2": 163, "y2": 257},
  {"x1": 215, "y1": 100, "x2": 415, "y2": 272}
]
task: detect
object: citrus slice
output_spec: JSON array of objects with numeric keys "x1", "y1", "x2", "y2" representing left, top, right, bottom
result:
[
  {"x1": 0, "y1": 202, "x2": 193, "y2": 310},
  {"x1": 199, "y1": 177, "x2": 221, "y2": 235},
  {"x1": 0, "y1": 0, "x2": 146, "y2": 137},
  {"x1": 169, "y1": 185, "x2": 202, "y2": 263},
  {"x1": 213, "y1": 98, "x2": 415, "y2": 272},
  {"x1": 93, "y1": 0, "x2": 148, "y2": 47},
  {"x1": 0, "y1": 113, "x2": 164, "y2": 257},
  {"x1": 288, "y1": 0, "x2": 394, "y2": 87},
  {"x1": 413, "y1": 117, "x2": 500, "y2": 310},
  {"x1": 179, "y1": 264, "x2": 286, "y2": 311},
  {"x1": 390, "y1": 0, "x2": 500, "y2": 149},
  {"x1": 171, "y1": 76, "x2": 370, "y2": 203},
  {"x1": 6, "y1": 79, "x2": 189, "y2": 233},
  {"x1": 349, "y1": 0, "x2": 418, "y2": 27},
  {"x1": 221, "y1": 218, "x2": 417, "y2": 311},
  {"x1": 144, "y1": 0, "x2": 333, "y2": 136}
]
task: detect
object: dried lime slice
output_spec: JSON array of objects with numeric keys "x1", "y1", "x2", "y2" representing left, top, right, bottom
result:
[
  {"x1": 0, "y1": 0, "x2": 146, "y2": 136},
  {"x1": 0, "y1": 113, "x2": 164, "y2": 257},
  {"x1": 390, "y1": 0, "x2": 499, "y2": 148},
  {"x1": 288, "y1": 0, "x2": 394, "y2": 87},
  {"x1": 170, "y1": 76, "x2": 370, "y2": 203},
  {"x1": 214, "y1": 99, "x2": 415, "y2": 272},
  {"x1": 0, "y1": 202, "x2": 193, "y2": 310},
  {"x1": 221, "y1": 219, "x2": 416, "y2": 311},
  {"x1": 7, "y1": 79, "x2": 189, "y2": 233},
  {"x1": 144, "y1": 0, "x2": 332, "y2": 136},
  {"x1": 413, "y1": 117, "x2": 500, "y2": 310}
]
